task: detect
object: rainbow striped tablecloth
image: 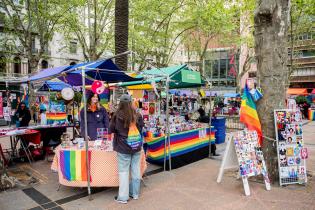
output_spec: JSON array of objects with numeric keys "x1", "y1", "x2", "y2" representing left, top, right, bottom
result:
[
  {"x1": 145, "y1": 127, "x2": 215, "y2": 165},
  {"x1": 309, "y1": 109, "x2": 315, "y2": 121}
]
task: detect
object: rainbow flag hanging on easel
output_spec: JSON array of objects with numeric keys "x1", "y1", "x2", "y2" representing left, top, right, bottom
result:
[{"x1": 59, "y1": 150, "x2": 92, "y2": 181}]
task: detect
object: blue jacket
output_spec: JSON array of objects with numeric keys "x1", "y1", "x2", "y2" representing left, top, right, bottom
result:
[{"x1": 80, "y1": 107, "x2": 109, "y2": 140}]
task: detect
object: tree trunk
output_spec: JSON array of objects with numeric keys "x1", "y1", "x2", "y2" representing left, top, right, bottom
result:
[
  {"x1": 254, "y1": 0, "x2": 291, "y2": 183},
  {"x1": 115, "y1": 0, "x2": 129, "y2": 71}
]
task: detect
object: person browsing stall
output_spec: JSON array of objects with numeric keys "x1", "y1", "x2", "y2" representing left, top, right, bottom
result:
[
  {"x1": 15, "y1": 102, "x2": 31, "y2": 127},
  {"x1": 80, "y1": 91, "x2": 109, "y2": 140},
  {"x1": 109, "y1": 94, "x2": 144, "y2": 204}
]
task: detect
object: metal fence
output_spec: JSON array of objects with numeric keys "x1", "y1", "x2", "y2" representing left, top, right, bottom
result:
[{"x1": 216, "y1": 114, "x2": 245, "y2": 130}]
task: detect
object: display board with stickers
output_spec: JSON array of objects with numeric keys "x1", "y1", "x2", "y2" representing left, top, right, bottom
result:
[
  {"x1": 234, "y1": 130, "x2": 270, "y2": 181},
  {"x1": 217, "y1": 130, "x2": 270, "y2": 196},
  {"x1": 274, "y1": 109, "x2": 307, "y2": 186}
]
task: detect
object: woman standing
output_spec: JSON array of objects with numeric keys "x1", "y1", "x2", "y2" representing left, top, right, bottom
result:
[
  {"x1": 109, "y1": 94, "x2": 144, "y2": 204},
  {"x1": 80, "y1": 92, "x2": 109, "y2": 140}
]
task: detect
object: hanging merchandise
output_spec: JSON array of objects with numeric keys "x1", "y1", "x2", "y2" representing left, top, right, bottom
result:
[
  {"x1": 91, "y1": 80, "x2": 105, "y2": 95},
  {"x1": 61, "y1": 88, "x2": 74, "y2": 101},
  {"x1": 149, "y1": 102, "x2": 156, "y2": 115},
  {"x1": 274, "y1": 109, "x2": 307, "y2": 186}
]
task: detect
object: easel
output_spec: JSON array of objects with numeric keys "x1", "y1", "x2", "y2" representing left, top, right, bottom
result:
[{"x1": 217, "y1": 132, "x2": 271, "y2": 196}]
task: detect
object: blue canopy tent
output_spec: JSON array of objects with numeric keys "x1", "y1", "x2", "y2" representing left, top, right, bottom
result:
[
  {"x1": 26, "y1": 59, "x2": 142, "y2": 85},
  {"x1": 58, "y1": 59, "x2": 142, "y2": 86},
  {"x1": 223, "y1": 93, "x2": 240, "y2": 98},
  {"x1": 28, "y1": 65, "x2": 69, "y2": 82},
  {"x1": 38, "y1": 81, "x2": 72, "y2": 91}
]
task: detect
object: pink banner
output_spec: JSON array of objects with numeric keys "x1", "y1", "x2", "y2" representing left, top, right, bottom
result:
[{"x1": 0, "y1": 93, "x2": 3, "y2": 118}]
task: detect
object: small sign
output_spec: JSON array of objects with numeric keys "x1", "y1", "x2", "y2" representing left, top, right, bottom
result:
[{"x1": 91, "y1": 80, "x2": 105, "y2": 95}]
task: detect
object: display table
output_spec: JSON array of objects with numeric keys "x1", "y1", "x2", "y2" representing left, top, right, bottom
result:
[
  {"x1": 145, "y1": 127, "x2": 215, "y2": 169},
  {"x1": 51, "y1": 144, "x2": 147, "y2": 187},
  {"x1": 308, "y1": 108, "x2": 315, "y2": 121},
  {"x1": 0, "y1": 128, "x2": 41, "y2": 163}
]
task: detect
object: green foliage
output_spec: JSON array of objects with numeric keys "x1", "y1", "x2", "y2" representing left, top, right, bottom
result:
[
  {"x1": 59, "y1": 0, "x2": 115, "y2": 61},
  {"x1": 130, "y1": 0, "x2": 189, "y2": 69},
  {"x1": 0, "y1": 0, "x2": 73, "y2": 71},
  {"x1": 295, "y1": 95, "x2": 308, "y2": 104}
]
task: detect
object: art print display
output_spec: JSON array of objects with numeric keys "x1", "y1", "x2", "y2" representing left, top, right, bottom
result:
[
  {"x1": 149, "y1": 102, "x2": 156, "y2": 115},
  {"x1": 233, "y1": 130, "x2": 269, "y2": 182},
  {"x1": 274, "y1": 110, "x2": 307, "y2": 185},
  {"x1": 142, "y1": 102, "x2": 149, "y2": 115}
]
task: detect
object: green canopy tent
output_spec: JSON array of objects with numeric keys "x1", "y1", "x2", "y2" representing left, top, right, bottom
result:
[
  {"x1": 117, "y1": 64, "x2": 205, "y2": 171},
  {"x1": 118, "y1": 64, "x2": 204, "y2": 89}
]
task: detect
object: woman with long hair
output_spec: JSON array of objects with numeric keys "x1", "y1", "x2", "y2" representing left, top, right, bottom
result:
[
  {"x1": 109, "y1": 94, "x2": 144, "y2": 204},
  {"x1": 80, "y1": 91, "x2": 109, "y2": 140}
]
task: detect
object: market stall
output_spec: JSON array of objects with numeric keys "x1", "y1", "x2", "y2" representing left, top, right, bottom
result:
[
  {"x1": 118, "y1": 65, "x2": 215, "y2": 170},
  {"x1": 24, "y1": 56, "x2": 143, "y2": 195}
]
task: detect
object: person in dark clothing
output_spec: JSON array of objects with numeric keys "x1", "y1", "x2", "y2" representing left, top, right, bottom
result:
[
  {"x1": 80, "y1": 92, "x2": 109, "y2": 140},
  {"x1": 109, "y1": 94, "x2": 144, "y2": 204},
  {"x1": 197, "y1": 106, "x2": 219, "y2": 156},
  {"x1": 15, "y1": 102, "x2": 31, "y2": 127}
]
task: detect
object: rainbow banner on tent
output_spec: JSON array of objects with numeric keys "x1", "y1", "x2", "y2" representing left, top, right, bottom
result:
[
  {"x1": 309, "y1": 109, "x2": 315, "y2": 121},
  {"x1": 59, "y1": 150, "x2": 92, "y2": 181},
  {"x1": 240, "y1": 83, "x2": 263, "y2": 145},
  {"x1": 99, "y1": 88, "x2": 110, "y2": 110},
  {"x1": 145, "y1": 128, "x2": 215, "y2": 163},
  {"x1": 46, "y1": 112, "x2": 67, "y2": 124}
]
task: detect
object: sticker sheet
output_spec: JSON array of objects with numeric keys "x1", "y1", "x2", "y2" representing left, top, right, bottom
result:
[{"x1": 274, "y1": 110, "x2": 307, "y2": 185}]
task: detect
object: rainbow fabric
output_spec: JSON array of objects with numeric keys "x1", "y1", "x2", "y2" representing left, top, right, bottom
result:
[
  {"x1": 99, "y1": 89, "x2": 110, "y2": 110},
  {"x1": 309, "y1": 109, "x2": 315, "y2": 121},
  {"x1": 240, "y1": 83, "x2": 262, "y2": 145},
  {"x1": 46, "y1": 112, "x2": 67, "y2": 124},
  {"x1": 145, "y1": 128, "x2": 215, "y2": 163},
  {"x1": 59, "y1": 150, "x2": 92, "y2": 181},
  {"x1": 126, "y1": 123, "x2": 143, "y2": 150}
]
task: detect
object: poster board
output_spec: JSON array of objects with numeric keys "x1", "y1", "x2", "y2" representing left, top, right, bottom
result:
[
  {"x1": 217, "y1": 130, "x2": 270, "y2": 196},
  {"x1": 274, "y1": 109, "x2": 307, "y2": 186}
]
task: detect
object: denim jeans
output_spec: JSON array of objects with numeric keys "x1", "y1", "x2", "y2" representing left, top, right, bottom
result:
[{"x1": 117, "y1": 151, "x2": 141, "y2": 201}]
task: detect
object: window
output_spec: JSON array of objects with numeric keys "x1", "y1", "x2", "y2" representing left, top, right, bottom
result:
[
  {"x1": 302, "y1": 50, "x2": 315, "y2": 57},
  {"x1": 13, "y1": 57, "x2": 21, "y2": 74},
  {"x1": 41, "y1": 60, "x2": 48, "y2": 69},
  {"x1": 32, "y1": 38, "x2": 36, "y2": 52},
  {"x1": 0, "y1": 56, "x2": 6, "y2": 75},
  {"x1": 219, "y1": 59, "x2": 227, "y2": 79},
  {"x1": 69, "y1": 41, "x2": 77, "y2": 54},
  {"x1": 212, "y1": 60, "x2": 219, "y2": 78},
  {"x1": 248, "y1": 72, "x2": 257, "y2": 78}
]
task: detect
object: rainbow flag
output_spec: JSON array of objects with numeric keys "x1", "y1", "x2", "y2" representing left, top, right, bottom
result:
[
  {"x1": 59, "y1": 150, "x2": 92, "y2": 181},
  {"x1": 22, "y1": 87, "x2": 29, "y2": 107},
  {"x1": 99, "y1": 89, "x2": 110, "y2": 110},
  {"x1": 309, "y1": 109, "x2": 315, "y2": 121},
  {"x1": 46, "y1": 112, "x2": 67, "y2": 124},
  {"x1": 146, "y1": 128, "x2": 215, "y2": 163},
  {"x1": 240, "y1": 83, "x2": 263, "y2": 145}
]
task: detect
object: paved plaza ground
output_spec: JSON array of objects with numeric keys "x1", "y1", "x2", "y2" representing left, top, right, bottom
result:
[{"x1": 0, "y1": 121, "x2": 314, "y2": 210}]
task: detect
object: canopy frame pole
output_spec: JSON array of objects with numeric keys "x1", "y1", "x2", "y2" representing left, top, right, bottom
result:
[
  {"x1": 163, "y1": 75, "x2": 171, "y2": 171},
  {"x1": 208, "y1": 82, "x2": 213, "y2": 158},
  {"x1": 81, "y1": 68, "x2": 92, "y2": 200}
]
